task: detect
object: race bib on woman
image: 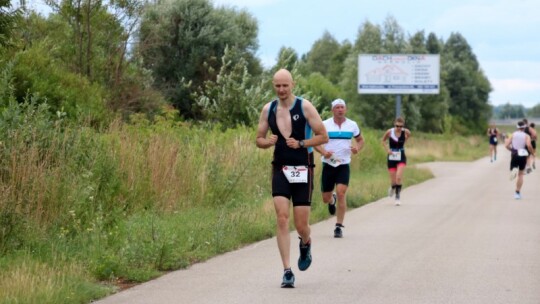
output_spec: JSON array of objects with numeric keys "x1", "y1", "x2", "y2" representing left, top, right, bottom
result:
[
  {"x1": 282, "y1": 166, "x2": 308, "y2": 183},
  {"x1": 388, "y1": 150, "x2": 402, "y2": 161}
]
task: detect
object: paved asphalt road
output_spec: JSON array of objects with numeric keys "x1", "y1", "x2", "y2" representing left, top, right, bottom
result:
[{"x1": 94, "y1": 152, "x2": 540, "y2": 304}]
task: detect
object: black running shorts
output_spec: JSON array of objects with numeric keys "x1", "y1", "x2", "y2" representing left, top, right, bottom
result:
[
  {"x1": 510, "y1": 155, "x2": 527, "y2": 171},
  {"x1": 320, "y1": 163, "x2": 350, "y2": 192},
  {"x1": 272, "y1": 165, "x2": 313, "y2": 207}
]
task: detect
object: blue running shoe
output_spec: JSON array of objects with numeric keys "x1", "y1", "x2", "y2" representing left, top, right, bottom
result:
[
  {"x1": 334, "y1": 226, "x2": 343, "y2": 238},
  {"x1": 298, "y1": 237, "x2": 312, "y2": 271},
  {"x1": 281, "y1": 269, "x2": 295, "y2": 288}
]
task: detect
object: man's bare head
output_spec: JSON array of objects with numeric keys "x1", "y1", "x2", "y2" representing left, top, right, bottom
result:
[
  {"x1": 273, "y1": 68, "x2": 293, "y2": 84},
  {"x1": 272, "y1": 69, "x2": 295, "y2": 102}
]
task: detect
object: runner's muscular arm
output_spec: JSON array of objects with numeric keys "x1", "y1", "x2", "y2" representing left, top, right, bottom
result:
[
  {"x1": 313, "y1": 144, "x2": 326, "y2": 154},
  {"x1": 381, "y1": 130, "x2": 391, "y2": 154},
  {"x1": 504, "y1": 134, "x2": 513, "y2": 151},
  {"x1": 526, "y1": 135, "x2": 534, "y2": 154},
  {"x1": 352, "y1": 134, "x2": 364, "y2": 154},
  {"x1": 530, "y1": 128, "x2": 537, "y2": 141},
  {"x1": 313, "y1": 144, "x2": 334, "y2": 159},
  {"x1": 404, "y1": 128, "x2": 412, "y2": 141},
  {"x1": 255, "y1": 103, "x2": 278, "y2": 149}
]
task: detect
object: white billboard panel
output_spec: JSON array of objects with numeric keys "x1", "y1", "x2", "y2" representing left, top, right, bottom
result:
[{"x1": 358, "y1": 54, "x2": 440, "y2": 94}]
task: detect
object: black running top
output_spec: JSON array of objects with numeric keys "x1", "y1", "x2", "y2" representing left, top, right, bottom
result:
[{"x1": 268, "y1": 97, "x2": 313, "y2": 166}]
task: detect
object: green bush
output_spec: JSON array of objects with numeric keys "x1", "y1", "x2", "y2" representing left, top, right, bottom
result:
[{"x1": 12, "y1": 42, "x2": 109, "y2": 125}]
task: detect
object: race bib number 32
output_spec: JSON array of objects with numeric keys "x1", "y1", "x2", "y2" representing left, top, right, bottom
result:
[{"x1": 282, "y1": 165, "x2": 308, "y2": 183}]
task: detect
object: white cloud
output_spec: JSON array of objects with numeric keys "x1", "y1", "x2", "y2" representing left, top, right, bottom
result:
[
  {"x1": 481, "y1": 60, "x2": 540, "y2": 80},
  {"x1": 491, "y1": 79, "x2": 540, "y2": 92},
  {"x1": 489, "y1": 78, "x2": 540, "y2": 107},
  {"x1": 433, "y1": 0, "x2": 540, "y2": 33}
]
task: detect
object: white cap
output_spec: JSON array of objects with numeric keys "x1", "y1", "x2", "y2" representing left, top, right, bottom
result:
[{"x1": 331, "y1": 98, "x2": 346, "y2": 109}]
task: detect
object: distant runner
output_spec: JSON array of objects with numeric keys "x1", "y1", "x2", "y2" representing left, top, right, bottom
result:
[
  {"x1": 314, "y1": 98, "x2": 364, "y2": 238},
  {"x1": 487, "y1": 124, "x2": 499, "y2": 162},
  {"x1": 381, "y1": 117, "x2": 411, "y2": 206},
  {"x1": 505, "y1": 121, "x2": 533, "y2": 199}
]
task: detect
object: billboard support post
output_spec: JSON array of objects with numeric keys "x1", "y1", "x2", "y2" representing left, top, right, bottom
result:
[{"x1": 396, "y1": 95, "x2": 402, "y2": 118}]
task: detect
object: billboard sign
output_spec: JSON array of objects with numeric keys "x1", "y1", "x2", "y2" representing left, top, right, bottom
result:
[{"x1": 358, "y1": 54, "x2": 440, "y2": 94}]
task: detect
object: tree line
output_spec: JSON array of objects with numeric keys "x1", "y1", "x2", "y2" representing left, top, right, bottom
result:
[
  {"x1": 493, "y1": 103, "x2": 540, "y2": 119},
  {"x1": 1, "y1": 0, "x2": 503, "y2": 133}
]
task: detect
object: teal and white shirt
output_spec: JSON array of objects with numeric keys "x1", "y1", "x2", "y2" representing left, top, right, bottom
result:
[{"x1": 321, "y1": 118, "x2": 360, "y2": 165}]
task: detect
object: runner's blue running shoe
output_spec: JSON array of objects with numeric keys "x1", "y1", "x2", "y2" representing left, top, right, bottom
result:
[
  {"x1": 298, "y1": 237, "x2": 312, "y2": 271},
  {"x1": 281, "y1": 269, "x2": 295, "y2": 288},
  {"x1": 334, "y1": 226, "x2": 343, "y2": 238}
]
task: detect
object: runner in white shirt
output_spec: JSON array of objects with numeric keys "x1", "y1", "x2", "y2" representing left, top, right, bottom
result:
[
  {"x1": 505, "y1": 121, "x2": 533, "y2": 199},
  {"x1": 314, "y1": 99, "x2": 364, "y2": 238}
]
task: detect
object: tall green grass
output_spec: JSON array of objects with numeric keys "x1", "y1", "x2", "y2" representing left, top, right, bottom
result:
[{"x1": 0, "y1": 105, "x2": 488, "y2": 303}]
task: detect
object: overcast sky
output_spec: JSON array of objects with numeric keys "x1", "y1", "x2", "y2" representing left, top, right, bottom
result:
[
  {"x1": 24, "y1": 0, "x2": 540, "y2": 108},
  {"x1": 214, "y1": 0, "x2": 540, "y2": 108}
]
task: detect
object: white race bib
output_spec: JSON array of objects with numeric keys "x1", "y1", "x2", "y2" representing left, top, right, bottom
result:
[
  {"x1": 493, "y1": 137, "x2": 498, "y2": 143},
  {"x1": 326, "y1": 154, "x2": 342, "y2": 168},
  {"x1": 517, "y1": 149, "x2": 529, "y2": 157},
  {"x1": 388, "y1": 150, "x2": 402, "y2": 161},
  {"x1": 282, "y1": 166, "x2": 308, "y2": 183}
]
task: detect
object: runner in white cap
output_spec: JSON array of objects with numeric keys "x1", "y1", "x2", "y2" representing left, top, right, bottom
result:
[
  {"x1": 505, "y1": 121, "x2": 533, "y2": 199},
  {"x1": 314, "y1": 99, "x2": 364, "y2": 238}
]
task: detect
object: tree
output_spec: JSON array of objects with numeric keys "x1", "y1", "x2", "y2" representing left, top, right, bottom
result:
[
  {"x1": 407, "y1": 30, "x2": 426, "y2": 54},
  {"x1": 426, "y1": 32, "x2": 442, "y2": 54},
  {"x1": 138, "y1": 0, "x2": 261, "y2": 119},
  {"x1": 194, "y1": 47, "x2": 272, "y2": 128},
  {"x1": 495, "y1": 103, "x2": 526, "y2": 119},
  {"x1": 0, "y1": 0, "x2": 21, "y2": 48},
  {"x1": 273, "y1": 46, "x2": 299, "y2": 72},
  {"x1": 442, "y1": 33, "x2": 491, "y2": 132},
  {"x1": 381, "y1": 15, "x2": 406, "y2": 53},
  {"x1": 304, "y1": 31, "x2": 340, "y2": 78},
  {"x1": 11, "y1": 41, "x2": 108, "y2": 123},
  {"x1": 443, "y1": 32, "x2": 479, "y2": 70},
  {"x1": 327, "y1": 40, "x2": 351, "y2": 84},
  {"x1": 528, "y1": 103, "x2": 540, "y2": 118},
  {"x1": 303, "y1": 72, "x2": 342, "y2": 113}
]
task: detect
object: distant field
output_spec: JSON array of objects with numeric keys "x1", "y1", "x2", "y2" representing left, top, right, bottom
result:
[{"x1": 490, "y1": 118, "x2": 540, "y2": 126}]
